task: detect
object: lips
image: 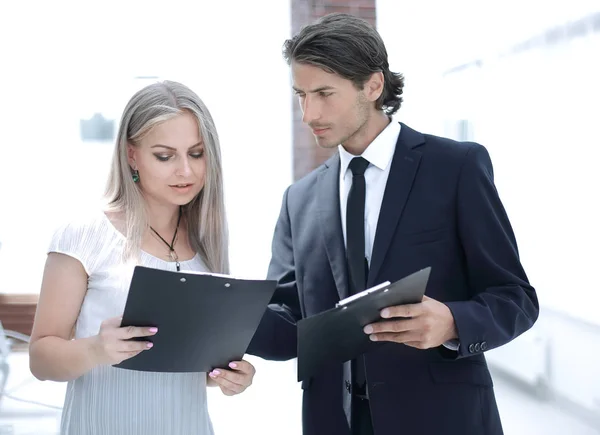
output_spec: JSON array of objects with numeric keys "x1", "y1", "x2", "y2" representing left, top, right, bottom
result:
[
  {"x1": 312, "y1": 127, "x2": 329, "y2": 135},
  {"x1": 170, "y1": 183, "x2": 193, "y2": 188}
]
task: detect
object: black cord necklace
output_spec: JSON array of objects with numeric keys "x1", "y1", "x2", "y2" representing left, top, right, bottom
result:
[{"x1": 149, "y1": 206, "x2": 183, "y2": 271}]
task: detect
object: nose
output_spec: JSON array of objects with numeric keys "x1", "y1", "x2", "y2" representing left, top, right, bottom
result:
[
  {"x1": 301, "y1": 95, "x2": 321, "y2": 125},
  {"x1": 176, "y1": 156, "x2": 193, "y2": 177}
]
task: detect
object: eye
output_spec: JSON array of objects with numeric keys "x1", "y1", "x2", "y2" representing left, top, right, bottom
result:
[
  {"x1": 190, "y1": 150, "x2": 204, "y2": 159},
  {"x1": 154, "y1": 154, "x2": 172, "y2": 162},
  {"x1": 319, "y1": 92, "x2": 332, "y2": 98}
]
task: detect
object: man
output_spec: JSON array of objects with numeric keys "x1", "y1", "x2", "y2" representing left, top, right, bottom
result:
[{"x1": 248, "y1": 13, "x2": 539, "y2": 435}]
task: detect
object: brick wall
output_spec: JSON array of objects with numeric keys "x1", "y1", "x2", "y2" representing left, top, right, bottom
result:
[{"x1": 290, "y1": 0, "x2": 376, "y2": 181}]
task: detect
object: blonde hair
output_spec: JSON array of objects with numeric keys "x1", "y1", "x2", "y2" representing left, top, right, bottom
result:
[{"x1": 104, "y1": 80, "x2": 229, "y2": 274}]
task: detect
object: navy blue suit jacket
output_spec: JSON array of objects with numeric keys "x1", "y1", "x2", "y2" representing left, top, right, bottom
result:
[{"x1": 248, "y1": 123, "x2": 539, "y2": 435}]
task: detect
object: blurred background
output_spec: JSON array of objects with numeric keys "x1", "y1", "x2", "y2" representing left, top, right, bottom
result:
[{"x1": 0, "y1": 0, "x2": 598, "y2": 433}]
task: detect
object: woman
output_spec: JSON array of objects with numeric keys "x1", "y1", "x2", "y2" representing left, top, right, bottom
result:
[{"x1": 29, "y1": 81, "x2": 255, "y2": 435}]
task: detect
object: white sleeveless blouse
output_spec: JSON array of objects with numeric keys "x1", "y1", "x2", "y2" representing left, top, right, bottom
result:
[{"x1": 48, "y1": 211, "x2": 214, "y2": 435}]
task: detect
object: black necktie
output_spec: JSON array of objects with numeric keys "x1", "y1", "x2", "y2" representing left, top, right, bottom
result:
[
  {"x1": 346, "y1": 157, "x2": 370, "y2": 295},
  {"x1": 344, "y1": 157, "x2": 371, "y2": 424}
]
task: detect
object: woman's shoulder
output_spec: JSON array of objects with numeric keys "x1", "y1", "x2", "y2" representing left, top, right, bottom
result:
[
  {"x1": 48, "y1": 208, "x2": 123, "y2": 274},
  {"x1": 51, "y1": 209, "x2": 116, "y2": 241}
]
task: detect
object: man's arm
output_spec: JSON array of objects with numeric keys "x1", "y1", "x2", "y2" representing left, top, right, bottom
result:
[
  {"x1": 444, "y1": 143, "x2": 539, "y2": 358},
  {"x1": 247, "y1": 187, "x2": 301, "y2": 361},
  {"x1": 363, "y1": 143, "x2": 539, "y2": 356}
]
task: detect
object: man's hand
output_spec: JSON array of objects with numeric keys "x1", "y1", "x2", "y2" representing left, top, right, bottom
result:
[
  {"x1": 207, "y1": 360, "x2": 256, "y2": 396},
  {"x1": 363, "y1": 295, "x2": 458, "y2": 349}
]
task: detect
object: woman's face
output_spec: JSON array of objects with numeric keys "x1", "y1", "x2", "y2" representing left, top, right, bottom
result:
[{"x1": 128, "y1": 111, "x2": 206, "y2": 208}]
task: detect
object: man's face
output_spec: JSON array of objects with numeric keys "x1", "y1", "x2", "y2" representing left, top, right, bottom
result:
[{"x1": 292, "y1": 62, "x2": 371, "y2": 150}]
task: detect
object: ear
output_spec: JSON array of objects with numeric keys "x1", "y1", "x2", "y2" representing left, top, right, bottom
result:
[
  {"x1": 127, "y1": 143, "x2": 137, "y2": 169},
  {"x1": 364, "y1": 71, "x2": 385, "y2": 103}
]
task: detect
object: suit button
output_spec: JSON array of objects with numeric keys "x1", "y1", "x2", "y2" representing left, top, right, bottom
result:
[
  {"x1": 345, "y1": 380, "x2": 352, "y2": 394},
  {"x1": 468, "y1": 344, "x2": 475, "y2": 353},
  {"x1": 474, "y1": 343, "x2": 481, "y2": 352},
  {"x1": 481, "y1": 341, "x2": 487, "y2": 351}
]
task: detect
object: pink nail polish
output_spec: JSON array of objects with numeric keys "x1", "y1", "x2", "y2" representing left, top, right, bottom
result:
[
  {"x1": 229, "y1": 362, "x2": 237, "y2": 369},
  {"x1": 146, "y1": 342, "x2": 154, "y2": 348},
  {"x1": 213, "y1": 370, "x2": 221, "y2": 375},
  {"x1": 149, "y1": 327, "x2": 158, "y2": 333}
]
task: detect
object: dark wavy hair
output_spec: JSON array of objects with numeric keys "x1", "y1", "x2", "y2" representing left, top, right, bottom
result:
[{"x1": 283, "y1": 13, "x2": 404, "y2": 115}]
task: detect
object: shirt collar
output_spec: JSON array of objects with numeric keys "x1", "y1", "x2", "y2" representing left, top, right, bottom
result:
[{"x1": 338, "y1": 120, "x2": 401, "y2": 177}]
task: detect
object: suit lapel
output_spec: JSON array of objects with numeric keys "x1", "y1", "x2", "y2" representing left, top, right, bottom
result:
[
  {"x1": 368, "y1": 123, "x2": 425, "y2": 287},
  {"x1": 317, "y1": 154, "x2": 350, "y2": 301}
]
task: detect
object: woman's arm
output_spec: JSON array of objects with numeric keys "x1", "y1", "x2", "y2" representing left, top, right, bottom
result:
[
  {"x1": 29, "y1": 253, "x2": 155, "y2": 381},
  {"x1": 29, "y1": 253, "x2": 100, "y2": 381}
]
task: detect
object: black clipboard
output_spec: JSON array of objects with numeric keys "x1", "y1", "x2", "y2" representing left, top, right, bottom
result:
[
  {"x1": 114, "y1": 266, "x2": 277, "y2": 373},
  {"x1": 297, "y1": 267, "x2": 431, "y2": 381}
]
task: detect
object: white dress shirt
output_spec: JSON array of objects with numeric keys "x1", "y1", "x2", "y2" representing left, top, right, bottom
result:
[
  {"x1": 338, "y1": 121, "x2": 459, "y2": 351},
  {"x1": 339, "y1": 120, "x2": 400, "y2": 264}
]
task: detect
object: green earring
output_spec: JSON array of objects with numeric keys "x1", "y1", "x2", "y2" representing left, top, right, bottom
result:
[{"x1": 132, "y1": 170, "x2": 140, "y2": 183}]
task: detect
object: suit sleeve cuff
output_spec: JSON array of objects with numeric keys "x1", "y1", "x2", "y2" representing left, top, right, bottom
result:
[{"x1": 442, "y1": 339, "x2": 460, "y2": 351}]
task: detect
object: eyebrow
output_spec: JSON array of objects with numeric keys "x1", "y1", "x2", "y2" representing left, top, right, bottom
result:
[
  {"x1": 151, "y1": 142, "x2": 204, "y2": 151},
  {"x1": 292, "y1": 86, "x2": 335, "y2": 93}
]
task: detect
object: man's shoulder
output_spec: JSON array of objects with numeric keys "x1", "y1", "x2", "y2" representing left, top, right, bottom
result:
[
  {"x1": 394, "y1": 124, "x2": 492, "y2": 180},
  {"x1": 287, "y1": 153, "x2": 337, "y2": 196},
  {"x1": 421, "y1": 131, "x2": 482, "y2": 159}
]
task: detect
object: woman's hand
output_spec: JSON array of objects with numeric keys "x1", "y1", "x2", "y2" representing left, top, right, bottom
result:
[
  {"x1": 208, "y1": 359, "x2": 256, "y2": 396},
  {"x1": 91, "y1": 316, "x2": 157, "y2": 366}
]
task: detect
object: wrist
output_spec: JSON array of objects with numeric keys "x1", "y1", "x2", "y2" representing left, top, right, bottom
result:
[
  {"x1": 447, "y1": 324, "x2": 458, "y2": 341},
  {"x1": 85, "y1": 335, "x2": 104, "y2": 368},
  {"x1": 444, "y1": 305, "x2": 459, "y2": 341}
]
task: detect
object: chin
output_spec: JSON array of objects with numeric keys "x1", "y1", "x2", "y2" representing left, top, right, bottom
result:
[
  {"x1": 315, "y1": 137, "x2": 339, "y2": 149},
  {"x1": 170, "y1": 191, "x2": 202, "y2": 207},
  {"x1": 172, "y1": 198, "x2": 194, "y2": 206}
]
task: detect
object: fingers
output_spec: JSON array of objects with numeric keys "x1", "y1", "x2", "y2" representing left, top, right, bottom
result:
[
  {"x1": 100, "y1": 316, "x2": 158, "y2": 340},
  {"x1": 367, "y1": 331, "x2": 422, "y2": 343},
  {"x1": 380, "y1": 302, "x2": 424, "y2": 319},
  {"x1": 118, "y1": 325, "x2": 159, "y2": 340},
  {"x1": 209, "y1": 368, "x2": 246, "y2": 386},
  {"x1": 363, "y1": 318, "x2": 419, "y2": 335},
  {"x1": 120, "y1": 340, "x2": 154, "y2": 353},
  {"x1": 209, "y1": 360, "x2": 256, "y2": 396},
  {"x1": 226, "y1": 360, "x2": 255, "y2": 375},
  {"x1": 364, "y1": 313, "x2": 437, "y2": 345},
  {"x1": 208, "y1": 370, "x2": 247, "y2": 394},
  {"x1": 95, "y1": 318, "x2": 157, "y2": 366}
]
